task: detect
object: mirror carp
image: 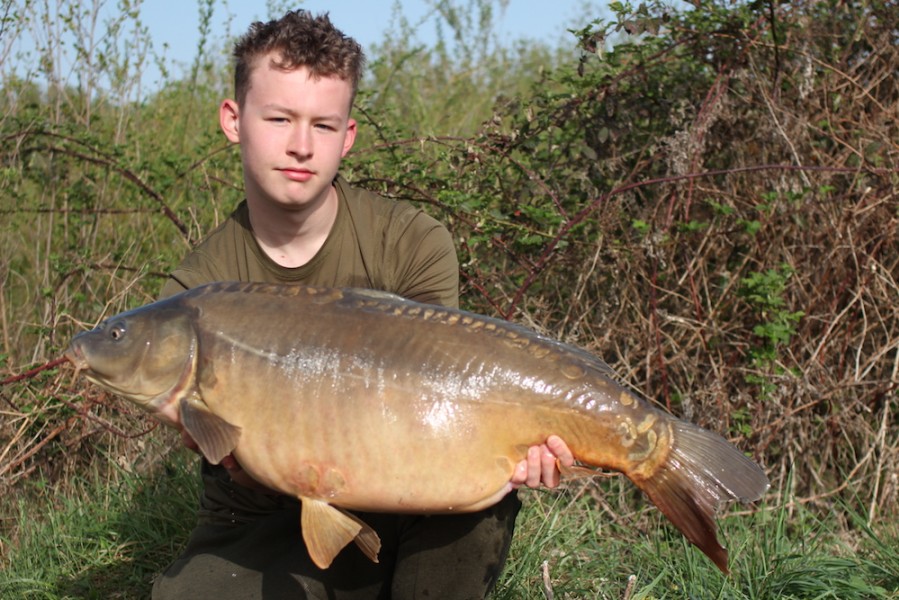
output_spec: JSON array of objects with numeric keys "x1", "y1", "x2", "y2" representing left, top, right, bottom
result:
[{"x1": 66, "y1": 282, "x2": 769, "y2": 572}]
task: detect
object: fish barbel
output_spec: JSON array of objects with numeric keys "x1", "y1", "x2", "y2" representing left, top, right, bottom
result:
[{"x1": 65, "y1": 282, "x2": 769, "y2": 571}]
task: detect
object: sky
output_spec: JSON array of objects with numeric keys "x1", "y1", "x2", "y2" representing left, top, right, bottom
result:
[{"x1": 137, "y1": 1, "x2": 607, "y2": 89}]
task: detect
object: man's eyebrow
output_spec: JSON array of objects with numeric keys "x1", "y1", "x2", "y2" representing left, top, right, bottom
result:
[{"x1": 261, "y1": 104, "x2": 343, "y2": 121}]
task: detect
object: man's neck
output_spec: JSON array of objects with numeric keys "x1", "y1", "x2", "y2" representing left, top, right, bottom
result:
[{"x1": 247, "y1": 185, "x2": 339, "y2": 268}]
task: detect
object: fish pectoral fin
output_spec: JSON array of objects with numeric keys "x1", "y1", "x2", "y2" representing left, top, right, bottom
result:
[
  {"x1": 300, "y1": 498, "x2": 382, "y2": 568},
  {"x1": 179, "y1": 397, "x2": 241, "y2": 465}
]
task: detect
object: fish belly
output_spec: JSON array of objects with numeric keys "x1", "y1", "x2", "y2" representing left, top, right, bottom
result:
[{"x1": 203, "y1": 368, "x2": 593, "y2": 512}]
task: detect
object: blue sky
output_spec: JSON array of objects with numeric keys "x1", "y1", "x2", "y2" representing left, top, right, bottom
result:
[
  {"x1": 138, "y1": 1, "x2": 607, "y2": 88},
  {"x1": 5, "y1": 1, "x2": 612, "y2": 97}
]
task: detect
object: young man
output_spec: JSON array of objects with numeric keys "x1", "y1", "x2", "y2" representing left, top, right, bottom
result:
[{"x1": 153, "y1": 11, "x2": 572, "y2": 599}]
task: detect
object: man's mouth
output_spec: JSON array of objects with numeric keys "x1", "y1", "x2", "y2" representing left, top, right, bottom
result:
[{"x1": 279, "y1": 168, "x2": 314, "y2": 182}]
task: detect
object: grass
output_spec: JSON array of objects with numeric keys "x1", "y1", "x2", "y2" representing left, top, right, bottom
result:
[
  {"x1": 0, "y1": 445, "x2": 199, "y2": 600},
  {"x1": 4, "y1": 454, "x2": 895, "y2": 600},
  {"x1": 492, "y1": 477, "x2": 899, "y2": 599}
]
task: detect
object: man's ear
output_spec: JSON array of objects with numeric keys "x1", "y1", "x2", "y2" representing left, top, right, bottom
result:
[
  {"x1": 341, "y1": 118, "x2": 357, "y2": 157},
  {"x1": 220, "y1": 99, "x2": 241, "y2": 143}
]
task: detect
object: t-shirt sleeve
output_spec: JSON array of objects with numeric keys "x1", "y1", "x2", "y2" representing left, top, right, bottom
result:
[
  {"x1": 158, "y1": 249, "x2": 230, "y2": 299},
  {"x1": 387, "y1": 210, "x2": 460, "y2": 309},
  {"x1": 158, "y1": 206, "x2": 248, "y2": 300}
]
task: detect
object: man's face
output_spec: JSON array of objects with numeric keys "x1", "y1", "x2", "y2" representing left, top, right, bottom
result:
[{"x1": 220, "y1": 56, "x2": 357, "y2": 212}]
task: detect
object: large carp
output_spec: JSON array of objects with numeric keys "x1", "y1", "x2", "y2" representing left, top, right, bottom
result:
[{"x1": 65, "y1": 282, "x2": 768, "y2": 572}]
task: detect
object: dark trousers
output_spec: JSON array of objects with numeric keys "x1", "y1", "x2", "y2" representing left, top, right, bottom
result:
[{"x1": 152, "y1": 465, "x2": 521, "y2": 599}]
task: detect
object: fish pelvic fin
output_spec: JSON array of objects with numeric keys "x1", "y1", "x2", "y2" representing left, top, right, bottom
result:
[
  {"x1": 179, "y1": 397, "x2": 241, "y2": 465},
  {"x1": 300, "y1": 498, "x2": 382, "y2": 569},
  {"x1": 633, "y1": 419, "x2": 769, "y2": 574}
]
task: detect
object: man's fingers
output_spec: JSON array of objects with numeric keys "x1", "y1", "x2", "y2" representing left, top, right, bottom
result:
[
  {"x1": 511, "y1": 458, "x2": 527, "y2": 488},
  {"x1": 546, "y1": 435, "x2": 574, "y2": 467},
  {"x1": 509, "y1": 436, "x2": 575, "y2": 489},
  {"x1": 526, "y1": 445, "x2": 542, "y2": 488},
  {"x1": 541, "y1": 445, "x2": 560, "y2": 488},
  {"x1": 180, "y1": 429, "x2": 200, "y2": 453}
]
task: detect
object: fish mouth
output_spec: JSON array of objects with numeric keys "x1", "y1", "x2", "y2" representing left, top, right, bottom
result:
[{"x1": 64, "y1": 342, "x2": 90, "y2": 370}]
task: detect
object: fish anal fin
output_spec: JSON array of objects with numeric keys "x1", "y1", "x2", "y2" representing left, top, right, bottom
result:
[
  {"x1": 559, "y1": 463, "x2": 610, "y2": 480},
  {"x1": 179, "y1": 397, "x2": 241, "y2": 465},
  {"x1": 342, "y1": 510, "x2": 381, "y2": 563},
  {"x1": 301, "y1": 498, "x2": 382, "y2": 569}
]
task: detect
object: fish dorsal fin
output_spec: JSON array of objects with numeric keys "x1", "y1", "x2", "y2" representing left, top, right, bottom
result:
[
  {"x1": 300, "y1": 498, "x2": 382, "y2": 568},
  {"x1": 179, "y1": 397, "x2": 241, "y2": 465}
]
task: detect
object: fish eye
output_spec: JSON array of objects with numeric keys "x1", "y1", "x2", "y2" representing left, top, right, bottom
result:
[{"x1": 109, "y1": 322, "x2": 126, "y2": 341}]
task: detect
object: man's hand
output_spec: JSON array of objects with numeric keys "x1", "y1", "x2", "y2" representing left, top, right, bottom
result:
[
  {"x1": 180, "y1": 429, "x2": 276, "y2": 493},
  {"x1": 511, "y1": 435, "x2": 574, "y2": 489}
]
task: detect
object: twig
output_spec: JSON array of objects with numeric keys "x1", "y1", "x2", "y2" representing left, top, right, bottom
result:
[
  {"x1": 0, "y1": 418, "x2": 73, "y2": 479},
  {"x1": 868, "y1": 400, "x2": 890, "y2": 524},
  {"x1": 0, "y1": 357, "x2": 69, "y2": 409},
  {"x1": 504, "y1": 162, "x2": 898, "y2": 318},
  {"x1": 54, "y1": 393, "x2": 160, "y2": 439},
  {"x1": 4, "y1": 127, "x2": 189, "y2": 238},
  {"x1": 541, "y1": 560, "x2": 554, "y2": 600},
  {"x1": 622, "y1": 575, "x2": 637, "y2": 600},
  {"x1": 34, "y1": 143, "x2": 189, "y2": 238}
]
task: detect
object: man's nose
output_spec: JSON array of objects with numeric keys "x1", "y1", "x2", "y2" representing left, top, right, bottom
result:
[{"x1": 287, "y1": 125, "x2": 313, "y2": 158}]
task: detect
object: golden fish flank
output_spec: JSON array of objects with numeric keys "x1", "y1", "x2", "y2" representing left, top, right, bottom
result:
[
  {"x1": 422, "y1": 399, "x2": 466, "y2": 434},
  {"x1": 65, "y1": 281, "x2": 769, "y2": 573}
]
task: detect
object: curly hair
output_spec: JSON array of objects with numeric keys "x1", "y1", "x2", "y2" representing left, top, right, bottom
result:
[{"x1": 232, "y1": 10, "x2": 366, "y2": 109}]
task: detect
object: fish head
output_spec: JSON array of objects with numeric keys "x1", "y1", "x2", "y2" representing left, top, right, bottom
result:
[{"x1": 66, "y1": 301, "x2": 199, "y2": 418}]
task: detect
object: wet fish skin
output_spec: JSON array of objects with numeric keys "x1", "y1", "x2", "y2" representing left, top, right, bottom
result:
[{"x1": 65, "y1": 281, "x2": 769, "y2": 572}]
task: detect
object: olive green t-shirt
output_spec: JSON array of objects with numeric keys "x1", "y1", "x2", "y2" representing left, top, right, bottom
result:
[
  {"x1": 161, "y1": 175, "x2": 459, "y2": 308},
  {"x1": 151, "y1": 179, "x2": 521, "y2": 599}
]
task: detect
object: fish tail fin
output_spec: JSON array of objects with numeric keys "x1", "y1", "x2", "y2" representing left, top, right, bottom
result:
[{"x1": 632, "y1": 419, "x2": 769, "y2": 574}]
